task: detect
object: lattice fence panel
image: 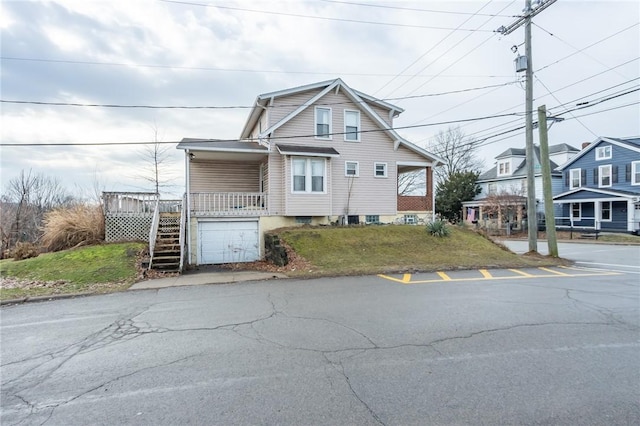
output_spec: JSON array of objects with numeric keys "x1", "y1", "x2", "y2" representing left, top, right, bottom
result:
[{"x1": 105, "y1": 215, "x2": 153, "y2": 242}]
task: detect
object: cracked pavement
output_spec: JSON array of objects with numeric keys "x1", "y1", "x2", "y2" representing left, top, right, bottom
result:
[{"x1": 2, "y1": 267, "x2": 639, "y2": 425}]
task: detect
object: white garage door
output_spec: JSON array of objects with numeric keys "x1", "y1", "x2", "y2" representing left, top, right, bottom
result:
[{"x1": 198, "y1": 220, "x2": 259, "y2": 264}]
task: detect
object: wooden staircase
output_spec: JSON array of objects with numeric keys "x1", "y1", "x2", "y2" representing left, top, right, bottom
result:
[{"x1": 150, "y1": 212, "x2": 181, "y2": 272}]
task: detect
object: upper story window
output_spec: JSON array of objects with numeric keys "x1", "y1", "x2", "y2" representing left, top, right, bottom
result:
[
  {"x1": 497, "y1": 161, "x2": 510, "y2": 176},
  {"x1": 632, "y1": 161, "x2": 640, "y2": 185},
  {"x1": 315, "y1": 107, "x2": 332, "y2": 139},
  {"x1": 598, "y1": 164, "x2": 612, "y2": 187},
  {"x1": 488, "y1": 183, "x2": 497, "y2": 195},
  {"x1": 596, "y1": 145, "x2": 611, "y2": 160},
  {"x1": 345, "y1": 161, "x2": 359, "y2": 177},
  {"x1": 344, "y1": 110, "x2": 360, "y2": 141},
  {"x1": 292, "y1": 157, "x2": 325, "y2": 193},
  {"x1": 374, "y1": 162, "x2": 387, "y2": 178},
  {"x1": 570, "y1": 168, "x2": 581, "y2": 189}
]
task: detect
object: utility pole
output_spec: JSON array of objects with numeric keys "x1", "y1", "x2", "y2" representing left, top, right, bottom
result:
[
  {"x1": 537, "y1": 105, "x2": 558, "y2": 257},
  {"x1": 497, "y1": 0, "x2": 556, "y2": 253}
]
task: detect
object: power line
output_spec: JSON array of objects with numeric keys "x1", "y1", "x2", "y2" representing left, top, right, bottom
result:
[
  {"x1": 0, "y1": 112, "x2": 522, "y2": 147},
  {"x1": 0, "y1": 56, "x2": 513, "y2": 78},
  {"x1": 0, "y1": 81, "x2": 520, "y2": 110},
  {"x1": 374, "y1": 0, "x2": 503, "y2": 97},
  {"x1": 159, "y1": 0, "x2": 495, "y2": 32},
  {"x1": 320, "y1": 0, "x2": 517, "y2": 17}
]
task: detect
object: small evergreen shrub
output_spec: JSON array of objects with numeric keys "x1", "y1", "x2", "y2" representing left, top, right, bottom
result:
[{"x1": 426, "y1": 220, "x2": 450, "y2": 237}]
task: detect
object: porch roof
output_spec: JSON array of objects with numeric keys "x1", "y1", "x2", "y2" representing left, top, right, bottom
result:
[
  {"x1": 177, "y1": 138, "x2": 269, "y2": 161},
  {"x1": 553, "y1": 187, "x2": 640, "y2": 202},
  {"x1": 276, "y1": 144, "x2": 340, "y2": 157}
]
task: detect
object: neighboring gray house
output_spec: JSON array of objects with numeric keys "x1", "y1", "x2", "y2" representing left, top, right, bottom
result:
[
  {"x1": 462, "y1": 143, "x2": 578, "y2": 229},
  {"x1": 177, "y1": 78, "x2": 443, "y2": 265},
  {"x1": 554, "y1": 136, "x2": 640, "y2": 233}
]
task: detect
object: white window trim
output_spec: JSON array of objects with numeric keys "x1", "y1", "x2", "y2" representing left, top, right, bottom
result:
[
  {"x1": 596, "y1": 145, "x2": 612, "y2": 161},
  {"x1": 600, "y1": 201, "x2": 612, "y2": 222},
  {"x1": 291, "y1": 157, "x2": 326, "y2": 194},
  {"x1": 599, "y1": 164, "x2": 612, "y2": 188},
  {"x1": 345, "y1": 161, "x2": 359, "y2": 177},
  {"x1": 571, "y1": 203, "x2": 581, "y2": 221},
  {"x1": 374, "y1": 162, "x2": 387, "y2": 178},
  {"x1": 497, "y1": 160, "x2": 510, "y2": 176},
  {"x1": 632, "y1": 161, "x2": 640, "y2": 185},
  {"x1": 343, "y1": 109, "x2": 361, "y2": 142},
  {"x1": 315, "y1": 106, "x2": 332, "y2": 140},
  {"x1": 570, "y1": 168, "x2": 581, "y2": 189}
]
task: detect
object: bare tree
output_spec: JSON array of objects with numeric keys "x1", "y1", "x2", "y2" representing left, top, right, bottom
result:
[
  {"x1": 482, "y1": 188, "x2": 526, "y2": 233},
  {"x1": 428, "y1": 126, "x2": 485, "y2": 183},
  {"x1": 397, "y1": 170, "x2": 426, "y2": 196},
  {"x1": 136, "y1": 124, "x2": 177, "y2": 194},
  {"x1": 1, "y1": 170, "x2": 74, "y2": 255}
]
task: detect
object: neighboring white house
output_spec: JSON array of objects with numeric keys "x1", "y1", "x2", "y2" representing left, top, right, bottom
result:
[{"x1": 462, "y1": 143, "x2": 579, "y2": 229}]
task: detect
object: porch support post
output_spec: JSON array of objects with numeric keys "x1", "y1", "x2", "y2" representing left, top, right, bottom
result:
[
  {"x1": 429, "y1": 166, "x2": 435, "y2": 221},
  {"x1": 627, "y1": 199, "x2": 635, "y2": 232},
  {"x1": 594, "y1": 201, "x2": 601, "y2": 230}
]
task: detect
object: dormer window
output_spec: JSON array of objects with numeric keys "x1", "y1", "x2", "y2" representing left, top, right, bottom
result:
[
  {"x1": 596, "y1": 145, "x2": 611, "y2": 160},
  {"x1": 315, "y1": 107, "x2": 332, "y2": 139},
  {"x1": 498, "y1": 161, "x2": 510, "y2": 176}
]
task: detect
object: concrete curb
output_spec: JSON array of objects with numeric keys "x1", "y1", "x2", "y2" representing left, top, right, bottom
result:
[{"x1": 1, "y1": 292, "x2": 95, "y2": 306}]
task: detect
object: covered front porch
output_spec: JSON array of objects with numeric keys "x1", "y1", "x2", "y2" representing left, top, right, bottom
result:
[{"x1": 554, "y1": 188, "x2": 640, "y2": 232}]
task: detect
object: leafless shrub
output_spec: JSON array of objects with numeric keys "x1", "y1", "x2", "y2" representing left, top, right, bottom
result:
[
  {"x1": 11, "y1": 242, "x2": 40, "y2": 260},
  {"x1": 41, "y1": 204, "x2": 105, "y2": 252}
]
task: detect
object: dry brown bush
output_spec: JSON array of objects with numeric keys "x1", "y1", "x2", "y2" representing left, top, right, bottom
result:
[
  {"x1": 11, "y1": 241, "x2": 40, "y2": 260},
  {"x1": 41, "y1": 204, "x2": 105, "y2": 252}
]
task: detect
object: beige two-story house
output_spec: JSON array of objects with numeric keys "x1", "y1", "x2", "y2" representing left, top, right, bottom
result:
[{"x1": 178, "y1": 78, "x2": 443, "y2": 265}]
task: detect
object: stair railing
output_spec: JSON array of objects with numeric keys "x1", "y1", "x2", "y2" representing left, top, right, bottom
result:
[
  {"x1": 178, "y1": 193, "x2": 186, "y2": 273},
  {"x1": 148, "y1": 198, "x2": 161, "y2": 270}
]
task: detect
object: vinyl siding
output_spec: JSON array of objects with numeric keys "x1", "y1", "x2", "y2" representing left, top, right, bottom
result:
[
  {"x1": 267, "y1": 89, "x2": 430, "y2": 216},
  {"x1": 561, "y1": 141, "x2": 640, "y2": 193},
  {"x1": 268, "y1": 88, "x2": 325, "y2": 127},
  {"x1": 190, "y1": 160, "x2": 261, "y2": 192}
]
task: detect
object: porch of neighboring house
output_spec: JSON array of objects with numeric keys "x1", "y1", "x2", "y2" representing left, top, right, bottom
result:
[
  {"x1": 554, "y1": 198, "x2": 640, "y2": 233},
  {"x1": 462, "y1": 196, "x2": 527, "y2": 235}
]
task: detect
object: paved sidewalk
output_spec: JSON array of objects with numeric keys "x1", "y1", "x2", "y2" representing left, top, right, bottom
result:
[{"x1": 129, "y1": 270, "x2": 288, "y2": 290}]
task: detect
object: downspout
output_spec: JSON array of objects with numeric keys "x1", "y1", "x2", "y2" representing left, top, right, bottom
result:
[
  {"x1": 185, "y1": 149, "x2": 191, "y2": 265},
  {"x1": 431, "y1": 163, "x2": 436, "y2": 222}
]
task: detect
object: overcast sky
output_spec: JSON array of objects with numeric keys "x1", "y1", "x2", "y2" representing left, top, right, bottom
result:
[{"x1": 1, "y1": 0, "x2": 639, "y2": 199}]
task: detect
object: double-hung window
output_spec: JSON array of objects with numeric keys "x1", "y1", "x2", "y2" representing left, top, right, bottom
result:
[
  {"x1": 596, "y1": 145, "x2": 611, "y2": 160},
  {"x1": 601, "y1": 201, "x2": 612, "y2": 221},
  {"x1": 292, "y1": 158, "x2": 325, "y2": 193},
  {"x1": 315, "y1": 107, "x2": 331, "y2": 139},
  {"x1": 599, "y1": 165, "x2": 612, "y2": 187},
  {"x1": 632, "y1": 161, "x2": 640, "y2": 185},
  {"x1": 571, "y1": 203, "x2": 581, "y2": 221},
  {"x1": 498, "y1": 161, "x2": 510, "y2": 176},
  {"x1": 570, "y1": 168, "x2": 581, "y2": 189},
  {"x1": 345, "y1": 161, "x2": 359, "y2": 177},
  {"x1": 374, "y1": 162, "x2": 387, "y2": 178},
  {"x1": 344, "y1": 110, "x2": 360, "y2": 141}
]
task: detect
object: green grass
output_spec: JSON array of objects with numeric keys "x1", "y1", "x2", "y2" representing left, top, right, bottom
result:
[
  {"x1": 277, "y1": 225, "x2": 566, "y2": 276},
  {"x1": 595, "y1": 233, "x2": 640, "y2": 244},
  {"x1": 0, "y1": 242, "x2": 145, "y2": 300}
]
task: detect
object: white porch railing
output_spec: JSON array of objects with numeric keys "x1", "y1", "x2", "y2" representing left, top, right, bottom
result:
[{"x1": 190, "y1": 192, "x2": 268, "y2": 216}]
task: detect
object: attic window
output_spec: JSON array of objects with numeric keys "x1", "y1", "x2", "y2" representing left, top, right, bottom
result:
[
  {"x1": 596, "y1": 145, "x2": 611, "y2": 160},
  {"x1": 498, "y1": 161, "x2": 510, "y2": 176}
]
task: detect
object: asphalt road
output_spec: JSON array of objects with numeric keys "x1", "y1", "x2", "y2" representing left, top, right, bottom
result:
[{"x1": 2, "y1": 257, "x2": 639, "y2": 425}]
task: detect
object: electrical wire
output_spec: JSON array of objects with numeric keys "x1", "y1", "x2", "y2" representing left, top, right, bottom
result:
[
  {"x1": 319, "y1": 0, "x2": 518, "y2": 17},
  {"x1": 0, "y1": 81, "x2": 520, "y2": 110},
  {"x1": 159, "y1": 0, "x2": 495, "y2": 32}
]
